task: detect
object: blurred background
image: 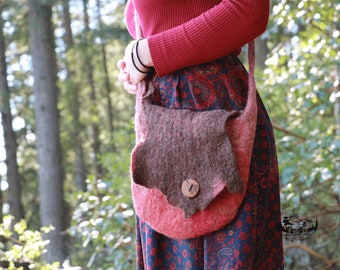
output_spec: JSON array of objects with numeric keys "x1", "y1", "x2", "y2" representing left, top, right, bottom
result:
[{"x1": 0, "y1": 0, "x2": 339, "y2": 269}]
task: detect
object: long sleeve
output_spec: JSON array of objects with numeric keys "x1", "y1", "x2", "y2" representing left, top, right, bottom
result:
[
  {"x1": 125, "y1": 0, "x2": 136, "y2": 39},
  {"x1": 126, "y1": 0, "x2": 270, "y2": 77}
]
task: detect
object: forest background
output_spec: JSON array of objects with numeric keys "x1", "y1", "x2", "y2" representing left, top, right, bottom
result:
[{"x1": 0, "y1": 0, "x2": 339, "y2": 269}]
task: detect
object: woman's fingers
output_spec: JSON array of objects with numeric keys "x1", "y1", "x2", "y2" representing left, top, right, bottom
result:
[
  {"x1": 118, "y1": 71, "x2": 129, "y2": 82},
  {"x1": 117, "y1": 59, "x2": 126, "y2": 70},
  {"x1": 123, "y1": 81, "x2": 137, "y2": 94},
  {"x1": 117, "y1": 56, "x2": 141, "y2": 94}
]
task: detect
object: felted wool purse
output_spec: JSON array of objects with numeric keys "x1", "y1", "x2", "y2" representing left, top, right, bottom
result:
[{"x1": 130, "y1": 41, "x2": 258, "y2": 239}]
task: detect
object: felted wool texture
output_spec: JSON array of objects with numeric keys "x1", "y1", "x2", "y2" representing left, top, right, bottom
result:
[
  {"x1": 131, "y1": 101, "x2": 244, "y2": 218},
  {"x1": 130, "y1": 42, "x2": 257, "y2": 239}
]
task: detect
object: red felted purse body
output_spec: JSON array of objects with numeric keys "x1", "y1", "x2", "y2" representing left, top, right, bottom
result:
[{"x1": 130, "y1": 42, "x2": 257, "y2": 239}]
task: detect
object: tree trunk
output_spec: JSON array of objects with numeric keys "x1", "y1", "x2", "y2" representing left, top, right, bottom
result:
[
  {"x1": 83, "y1": 0, "x2": 103, "y2": 178},
  {"x1": 96, "y1": 0, "x2": 115, "y2": 151},
  {"x1": 62, "y1": 0, "x2": 87, "y2": 191},
  {"x1": 0, "y1": 6, "x2": 24, "y2": 223},
  {"x1": 334, "y1": 74, "x2": 340, "y2": 136},
  {"x1": 28, "y1": 0, "x2": 66, "y2": 263}
]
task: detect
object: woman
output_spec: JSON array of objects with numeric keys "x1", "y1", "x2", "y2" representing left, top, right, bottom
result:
[{"x1": 117, "y1": 0, "x2": 283, "y2": 269}]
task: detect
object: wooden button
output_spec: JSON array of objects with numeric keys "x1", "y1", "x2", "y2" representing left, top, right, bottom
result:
[{"x1": 182, "y1": 179, "x2": 200, "y2": 198}]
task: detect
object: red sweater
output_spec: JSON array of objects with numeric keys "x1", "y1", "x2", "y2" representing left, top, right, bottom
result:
[{"x1": 125, "y1": 0, "x2": 270, "y2": 77}]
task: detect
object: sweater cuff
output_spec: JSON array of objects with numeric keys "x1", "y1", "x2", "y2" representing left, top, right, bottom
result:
[{"x1": 148, "y1": 34, "x2": 176, "y2": 77}]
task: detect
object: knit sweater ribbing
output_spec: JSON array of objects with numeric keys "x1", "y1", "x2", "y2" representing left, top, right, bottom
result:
[{"x1": 125, "y1": 0, "x2": 270, "y2": 76}]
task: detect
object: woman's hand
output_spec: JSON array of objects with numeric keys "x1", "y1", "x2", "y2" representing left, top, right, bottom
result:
[{"x1": 117, "y1": 39, "x2": 153, "y2": 95}]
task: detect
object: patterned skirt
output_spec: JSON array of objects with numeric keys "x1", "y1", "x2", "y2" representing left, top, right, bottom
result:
[{"x1": 135, "y1": 54, "x2": 284, "y2": 269}]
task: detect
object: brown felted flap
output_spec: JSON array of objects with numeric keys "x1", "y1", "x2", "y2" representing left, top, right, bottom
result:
[{"x1": 131, "y1": 103, "x2": 244, "y2": 218}]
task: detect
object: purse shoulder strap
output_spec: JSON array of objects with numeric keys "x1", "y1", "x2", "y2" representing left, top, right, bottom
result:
[{"x1": 246, "y1": 40, "x2": 256, "y2": 112}]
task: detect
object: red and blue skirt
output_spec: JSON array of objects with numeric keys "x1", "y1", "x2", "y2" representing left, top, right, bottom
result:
[{"x1": 135, "y1": 53, "x2": 284, "y2": 269}]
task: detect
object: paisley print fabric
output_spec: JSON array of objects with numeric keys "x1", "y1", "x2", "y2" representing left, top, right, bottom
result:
[{"x1": 135, "y1": 54, "x2": 284, "y2": 269}]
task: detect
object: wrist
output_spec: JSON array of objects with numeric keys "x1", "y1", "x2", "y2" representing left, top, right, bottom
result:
[
  {"x1": 137, "y1": 39, "x2": 153, "y2": 68},
  {"x1": 131, "y1": 41, "x2": 150, "y2": 74}
]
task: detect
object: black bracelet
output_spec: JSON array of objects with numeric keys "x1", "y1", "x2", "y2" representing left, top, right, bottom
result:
[
  {"x1": 131, "y1": 42, "x2": 149, "y2": 74},
  {"x1": 136, "y1": 39, "x2": 152, "y2": 70}
]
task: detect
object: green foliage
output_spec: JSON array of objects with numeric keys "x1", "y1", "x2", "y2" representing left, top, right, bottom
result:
[
  {"x1": 262, "y1": 0, "x2": 340, "y2": 268},
  {"x1": 265, "y1": 0, "x2": 339, "y2": 209},
  {"x1": 0, "y1": 216, "x2": 60, "y2": 269},
  {"x1": 68, "y1": 184, "x2": 135, "y2": 270},
  {"x1": 1, "y1": 0, "x2": 339, "y2": 268},
  {"x1": 67, "y1": 126, "x2": 136, "y2": 270}
]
